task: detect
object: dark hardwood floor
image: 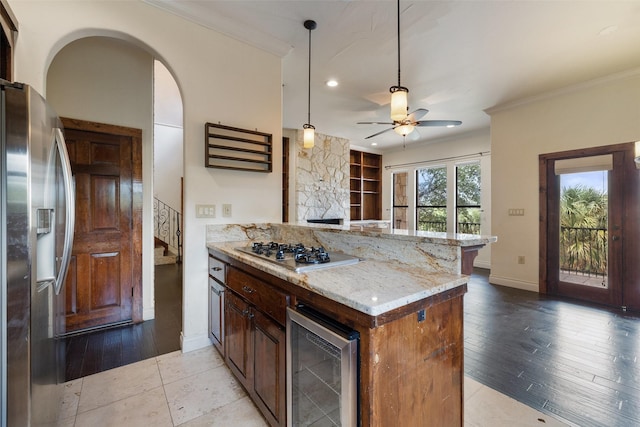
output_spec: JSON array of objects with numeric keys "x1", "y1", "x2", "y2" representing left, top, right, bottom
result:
[
  {"x1": 64, "y1": 263, "x2": 182, "y2": 381},
  {"x1": 63, "y1": 264, "x2": 640, "y2": 426},
  {"x1": 465, "y1": 268, "x2": 640, "y2": 427}
]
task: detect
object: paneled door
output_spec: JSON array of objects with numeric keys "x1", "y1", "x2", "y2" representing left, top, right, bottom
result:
[
  {"x1": 540, "y1": 142, "x2": 640, "y2": 311},
  {"x1": 62, "y1": 118, "x2": 143, "y2": 332}
]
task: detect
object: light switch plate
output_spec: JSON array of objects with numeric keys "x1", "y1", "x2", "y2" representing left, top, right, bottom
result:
[{"x1": 196, "y1": 204, "x2": 216, "y2": 218}]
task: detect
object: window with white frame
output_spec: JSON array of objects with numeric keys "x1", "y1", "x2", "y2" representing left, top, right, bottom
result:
[
  {"x1": 402, "y1": 160, "x2": 482, "y2": 234},
  {"x1": 392, "y1": 172, "x2": 409, "y2": 230},
  {"x1": 416, "y1": 166, "x2": 447, "y2": 232},
  {"x1": 456, "y1": 162, "x2": 481, "y2": 234}
]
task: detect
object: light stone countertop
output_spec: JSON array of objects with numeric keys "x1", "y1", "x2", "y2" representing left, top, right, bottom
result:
[{"x1": 207, "y1": 240, "x2": 469, "y2": 317}]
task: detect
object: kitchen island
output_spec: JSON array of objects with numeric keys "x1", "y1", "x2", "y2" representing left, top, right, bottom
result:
[{"x1": 206, "y1": 223, "x2": 495, "y2": 426}]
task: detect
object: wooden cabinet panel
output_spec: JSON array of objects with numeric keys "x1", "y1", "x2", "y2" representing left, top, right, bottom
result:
[
  {"x1": 225, "y1": 291, "x2": 252, "y2": 387},
  {"x1": 252, "y1": 309, "x2": 286, "y2": 426},
  {"x1": 360, "y1": 295, "x2": 464, "y2": 427},
  {"x1": 225, "y1": 265, "x2": 288, "y2": 427},
  {"x1": 227, "y1": 266, "x2": 289, "y2": 325}
]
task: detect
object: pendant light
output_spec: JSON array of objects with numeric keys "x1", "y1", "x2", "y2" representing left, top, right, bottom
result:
[
  {"x1": 389, "y1": 0, "x2": 408, "y2": 122},
  {"x1": 303, "y1": 19, "x2": 317, "y2": 149}
]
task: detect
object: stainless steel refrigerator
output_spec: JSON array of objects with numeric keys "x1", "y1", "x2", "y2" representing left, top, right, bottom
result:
[{"x1": 1, "y1": 80, "x2": 75, "y2": 426}]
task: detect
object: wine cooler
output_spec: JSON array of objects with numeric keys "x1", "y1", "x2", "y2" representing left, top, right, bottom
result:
[{"x1": 286, "y1": 305, "x2": 359, "y2": 427}]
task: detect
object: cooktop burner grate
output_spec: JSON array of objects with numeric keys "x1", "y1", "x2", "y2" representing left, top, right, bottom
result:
[{"x1": 236, "y1": 241, "x2": 360, "y2": 273}]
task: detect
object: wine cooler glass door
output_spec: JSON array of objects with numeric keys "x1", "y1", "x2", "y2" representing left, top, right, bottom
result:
[{"x1": 286, "y1": 306, "x2": 359, "y2": 427}]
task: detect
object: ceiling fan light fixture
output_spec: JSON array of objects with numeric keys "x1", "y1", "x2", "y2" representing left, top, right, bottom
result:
[
  {"x1": 390, "y1": 85, "x2": 409, "y2": 121},
  {"x1": 303, "y1": 123, "x2": 315, "y2": 148},
  {"x1": 393, "y1": 123, "x2": 414, "y2": 137}
]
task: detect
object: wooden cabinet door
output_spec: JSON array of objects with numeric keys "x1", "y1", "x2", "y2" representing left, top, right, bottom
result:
[
  {"x1": 252, "y1": 309, "x2": 286, "y2": 427},
  {"x1": 62, "y1": 119, "x2": 142, "y2": 332},
  {"x1": 225, "y1": 291, "x2": 252, "y2": 387}
]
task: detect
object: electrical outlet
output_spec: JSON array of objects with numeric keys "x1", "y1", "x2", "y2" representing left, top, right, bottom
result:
[
  {"x1": 222, "y1": 204, "x2": 232, "y2": 218},
  {"x1": 196, "y1": 204, "x2": 215, "y2": 218},
  {"x1": 518, "y1": 256, "x2": 525, "y2": 264}
]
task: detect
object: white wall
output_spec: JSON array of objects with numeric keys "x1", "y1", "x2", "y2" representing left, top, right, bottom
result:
[
  {"x1": 46, "y1": 36, "x2": 156, "y2": 319},
  {"x1": 154, "y1": 60, "x2": 183, "y2": 213},
  {"x1": 10, "y1": 0, "x2": 283, "y2": 352},
  {"x1": 488, "y1": 71, "x2": 640, "y2": 291},
  {"x1": 380, "y1": 129, "x2": 492, "y2": 268},
  {"x1": 153, "y1": 124, "x2": 183, "y2": 212}
]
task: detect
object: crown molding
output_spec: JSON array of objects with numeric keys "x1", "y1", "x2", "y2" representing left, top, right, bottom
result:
[{"x1": 485, "y1": 67, "x2": 640, "y2": 115}]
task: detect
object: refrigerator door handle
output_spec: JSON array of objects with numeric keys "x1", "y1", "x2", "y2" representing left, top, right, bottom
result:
[{"x1": 54, "y1": 127, "x2": 75, "y2": 295}]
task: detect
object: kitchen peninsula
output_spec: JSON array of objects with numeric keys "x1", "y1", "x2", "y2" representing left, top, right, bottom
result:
[{"x1": 206, "y1": 223, "x2": 495, "y2": 426}]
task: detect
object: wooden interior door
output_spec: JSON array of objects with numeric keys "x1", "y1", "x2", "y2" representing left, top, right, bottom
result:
[{"x1": 62, "y1": 118, "x2": 143, "y2": 332}]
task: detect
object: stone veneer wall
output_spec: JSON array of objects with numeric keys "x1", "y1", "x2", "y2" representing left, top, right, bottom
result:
[{"x1": 294, "y1": 129, "x2": 350, "y2": 222}]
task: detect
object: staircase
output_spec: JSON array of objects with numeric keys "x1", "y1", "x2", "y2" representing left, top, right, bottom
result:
[
  {"x1": 154, "y1": 198, "x2": 182, "y2": 265},
  {"x1": 154, "y1": 237, "x2": 178, "y2": 265}
]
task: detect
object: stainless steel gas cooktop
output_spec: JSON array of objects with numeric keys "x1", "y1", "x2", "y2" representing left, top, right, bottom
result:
[{"x1": 236, "y1": 242, "x2": 360, "y2": 273}]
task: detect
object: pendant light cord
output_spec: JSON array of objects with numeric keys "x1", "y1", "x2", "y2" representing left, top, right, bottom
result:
[
  {"x1": 307, "y1": 24, "x2": 312, "y2": 125},
  {"x1": 396, "y1": 0, "x2": 401, "y2": 87}
]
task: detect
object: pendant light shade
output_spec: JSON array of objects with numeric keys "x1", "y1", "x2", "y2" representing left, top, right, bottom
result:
[
  {"x1": 390, "y1": 86, "x2": 409, "y2": 122},
  {"x1": 303, "y1": 124, "x2": 315, "y2": 148},
  {"x1": 303, "y1": 19, "x2": 317, "y2": 149}
]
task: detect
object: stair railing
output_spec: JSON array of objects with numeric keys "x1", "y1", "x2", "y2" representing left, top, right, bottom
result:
[{"x1": 153, "y1": 197, "x2": 182, "y2": 264}]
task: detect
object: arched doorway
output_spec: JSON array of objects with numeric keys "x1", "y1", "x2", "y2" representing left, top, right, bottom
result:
[{"x1": 46, "y1": 35, "x2": 185, "y2": 376}]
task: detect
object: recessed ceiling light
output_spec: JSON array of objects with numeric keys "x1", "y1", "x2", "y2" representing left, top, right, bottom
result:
[
  {"x1": 326, "y1": 80, "x2": 338, "y2": 87},
  {"x1": 371, "y1": 142, "x2": 378, "y2": 146}
]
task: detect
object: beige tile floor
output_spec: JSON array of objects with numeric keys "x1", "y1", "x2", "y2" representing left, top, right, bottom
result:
[{"x1": 57, "y1": 345, "x2": 570, "y2": 427}]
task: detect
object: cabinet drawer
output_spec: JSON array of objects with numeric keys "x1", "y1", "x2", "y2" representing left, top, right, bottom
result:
[
  {"x1": 227, "y1": 267, "x2": 289, "y2": 326},
  {"x1": 209, "y1": 254, "x2": 226, "y2": 284}
]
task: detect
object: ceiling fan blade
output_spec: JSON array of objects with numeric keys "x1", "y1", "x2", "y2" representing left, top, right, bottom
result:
[
  {"x1": 364, "y1": 127, "x2": 395, "y2": 139},
  {"x1": 407, "y1": 128, "x2": 421, "y2": 141},
  {"x1": 415, "y1": 120, "x2": 462, "y2": 127},
  {"x1": 357, "y1": 121, "x2": 395, "y2": 125},
  {"x1": 407, "y1": 108, "x2": 428, "y2": 122}
]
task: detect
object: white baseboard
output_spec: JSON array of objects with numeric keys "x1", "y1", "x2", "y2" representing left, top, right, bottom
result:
[
  {"x1": 473, "y1": 260, "x2": 491, "y2": 270},
  {"x1": 488, "y1": 274, "x2": 539, "y2": 293},
  {"x1": 180, "y1": 332, "x2": 212, "y2": 353},
  {"x1": 142, "y1": 307, "x2": 155, "y2": 321}
]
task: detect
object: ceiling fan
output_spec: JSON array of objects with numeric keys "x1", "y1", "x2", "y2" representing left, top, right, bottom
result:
[
  {"x1": 358, "y1": 108, "x2": 462, "y2": 139},
  {"x1": 359, "y1": 0, "x2": 461, "y2": 140}
]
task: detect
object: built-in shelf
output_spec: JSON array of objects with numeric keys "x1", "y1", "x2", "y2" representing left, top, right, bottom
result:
[{"x1": 350, "y1": 149, "x2": 381, "y2": 221}]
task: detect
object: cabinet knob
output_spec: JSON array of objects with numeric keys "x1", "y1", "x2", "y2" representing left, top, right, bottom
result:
[
  {"x1": 242, "y1": 285, "x2": 256, "y2": 294},
  {"x1": 212, "y1": 267, "x2": 222, "y2": 271}
]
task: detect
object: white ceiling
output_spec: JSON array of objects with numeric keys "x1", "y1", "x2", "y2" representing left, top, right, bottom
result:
[{"x1": 144, "y1": 0, "x2": 640, "y2": 150}]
